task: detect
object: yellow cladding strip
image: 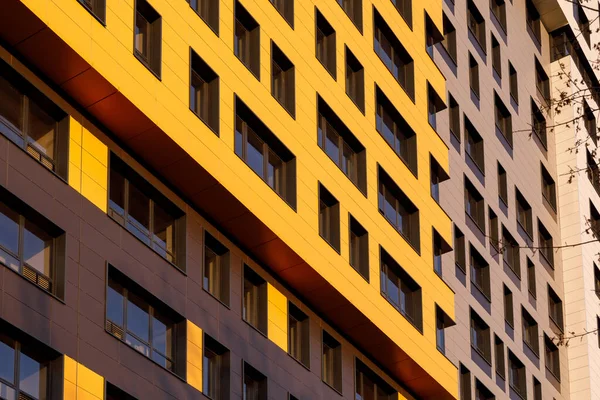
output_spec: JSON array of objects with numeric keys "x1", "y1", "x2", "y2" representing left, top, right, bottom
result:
[
  {"x1": 63, "y1": 355, "x2": 105, "y2": 400},
  {"x1": 187, "y1": 321, "x2": 203, "y2": 393},
  {"x1": 267, "y1": 283, "x2": 288, "y2": 352}
]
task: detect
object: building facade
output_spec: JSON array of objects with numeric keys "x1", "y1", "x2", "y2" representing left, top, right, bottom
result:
[{"x1": 0, "y1": 0, "x2": 457, "y2": 399}]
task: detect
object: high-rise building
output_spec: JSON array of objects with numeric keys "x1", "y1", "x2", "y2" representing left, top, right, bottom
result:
[{"x1": 0, "y1": 0, "x2": 457, "y2": 399}]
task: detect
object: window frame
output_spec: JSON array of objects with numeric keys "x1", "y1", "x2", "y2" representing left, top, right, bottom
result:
[
  {"x1": 234, "y1": 1, "x2": 260, "y2": 79},
  {"x1": 470, "y1": 309, "x2": 491, "y2": 364},
  {"x1": 349, "y1": 214, "x2": 369, "y2": 281},
  {"x1": 203, "y1": 231, "x2": 230, "y2": 307},
  {"x1": 242, "y1": 265, "x2": 268, "y2": 335},
  {"x1": 315, "y1": 8, "x2": 337, "y2": 79},
  {"x1": 271, "y1": 41, "x2": 296, "y2": 117},
  {"x1": 188, "y1": 0, "x2": 219, "y2": 34},
  {"x1": 345, "y1": 46, "x2": 365, "y2": 113},
  {"x1": 134, "y1": 0, "x2": 162, "y2": 78},
  {"x1": 202, "y1": 334, "x2": 230, "y2": 400},
  {"x1": 467, "y1": 0, "x2": 486, "y2": 52},
  {"x1": 322, "y1": 330, "x2": 343, "y2": 393},
  {"x1": 288, "y1": 302, "x2": 310, "y2": 368},
  {"x1": 190, "y1": 48, "x2": 220, "y2": 135}
]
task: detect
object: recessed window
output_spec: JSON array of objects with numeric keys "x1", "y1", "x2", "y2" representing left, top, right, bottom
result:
[
  {"x1": 470, "y1": 309, "x2": 491, "y2": 363},
  {"x1": 508, "y1": 351, "x2": 526, "y2": 397},
  {"x1": 134, "y1": 0, "x2": 162, "y2": 77},
  {"x1": 345, "y1": 47, "x2": 365, "y2": 112},
  {"x1": 234, "y1": 97, "x2": 297, "y2": 208},
  {"x1": 516, "y1": 188, "x2": 533, "y2": 237},
  {"x1": 425, "y1": 13, "x2": 443, "y2": 58},
  {"x1": 271, "y1": 42, "x2": 295, "y2": 117},
  {"x1": 545, "y1": 335, "x2": 560, "y2": 379},
  {"x1": 541, "y1": 164, "x2": 557, "y2": 210},
  {"x1": 531, "y1": 99, "x2": 547, "y2": 147},
  {"x1": 0, "y1": 61, "x2": 69, "y2": 178},
  {"x1": 548, "y1": 285, "x2": 564, "y2": 330},
  {"x1": 494, "y1": 93, "x2": 512, "y2": 145},
  {"x1": 533, "y1": 377, "x2": 542, "y2": 400},
  {"x1": 106, "y1": 266, "x2": 184, "y2": 375},
  {"x1": 106, "y1": 383, "x2": 137, "y2": 400},
  {"x1": 475, "y1": 379, "x2": 494, "y2": 400},
  {"x1": 436, "y1": 306, "x2": 451, "y2": 354},
  {"x1": 317, "y1": 96, "x2": 366, "y2": 192},
  {"x1": 349, "y1": 215, "x2": 369, "y2": 280},
  {"x1": 522, "y1": 307, "x2": 539, "y2": 354},
  {"x1": 489, "y1": 208, "x2": 499, "y2": 251},
  {"x1": 465, "y1": 178, "x2": 485, "y2": 230},
  {"x1": 204, "y1": 232, "x2": 230, "y2": 305},
  {"x1": 460, "y1": 364, "x2": 471, "y2": 400},
  {"x1": 431, "y1": 156, "x2": 449, "y2": 204},
  {"x1": 535, "y1": 59, "x2": 550, "y2": 102},
  {"x1": 587, "y1": 150, "x2": 600, "y2": 193},
  {"x1": 108, "y1": 154, "x2": 186, "y2": 269},
  {"x1": 392, "y1": 0, "x2": 412, "y2": 26},
  {"x1": 465, "y1": 117, "x2": 484, "y2": 172},
  {"x1": 79, "y1": 0, "x2": 106, "y2": 23},
  {"x1": 491, "y1": 35, "x2": 501, "y2": 78},
  {"x1": 428, "y1": 84, "x2": 445, "y2": 131},
  {"x1": 338, "y1": 0, "x2": 363, "y2": 30},
  {"x1": 490, "y1": 0, "x2": 506, "y2": 31},
  {"x1": 595, "y1": 263, "x2": 600, "y2": 298},
  {"x1": 288, "y1": 302, "x2": 309, "y2": 367},
  {"x1": 495, "y1": 335, "x2": 505, "y2": 379},
  {"x1": 577, "y1": 3, "x2": 591, "y2": 47},
  {"x1": 584, "y1": 100, "x2": 597, "y2": 141},
  {"x1": 502, "y1": 226, "x2": 520, "y2": 276},
  {"x1": 355, "y1": 359, "x2": 396, "y2": 398},
  {"x1": 203, "y1": 334, "x2": 230, "y2": 400},
  {"x1": 467, "y1": 0, "x2": 486, "y2": 51},
  {"x1": 271, "y1": 0, "x2": 293, "y2": 27},
  {"x1": 243, "y1": 265, "x2": 268, "y2": 334},
  {"x1": 190, "y1": 49, "x2": 219, "y2": 134},
  {"x1": 243, "y1": 362, "x2": 267, "y2": 400},
  {"x1": 433, "y1": 229, "x2": 450, "y2": 276},
  {"x1": 374, "y1": 10, "x2": 414, "y2": 99},
  {"x1": 322, "y1": 330, "x2": 342, "y2": 392},
  {"x1": 538, "y1": 220, "x2": 554, "y2": 266},
  {"x1": 315, "y1": 9, "x2": 336, "y2": 78},
  {"x1": 455, "y1": 225, "x2": 466, "y2": 273},
  {"x1": 498, "y1": 162, "x2": 508, "y2": 204},
  {"x1": 381, "y1": 247, "x2": 422, "y2": 330},
  {"x1": 509, "y1": 62, "x2": 518, "y2": 103},
  {"x1": 376, "y1": 86, "x2": 418, "y2": 174},
  {"x1": 235, "y1": 1, "x2": 260, "y2": 78},
  {"x1": 526, "y1": 0, "x2": 541, "y2": 43},
  {"x1": 188, "y1": 0, "x2": 219, "y2": 33},
  {"x1": 378, "y1": 167, "x2": 420, "y2": 250},
  {"x1": 587, "y1": 201, "x2": 599, "y2": 237},
  {"x1": 504, "y1": 284, "x2": 514, "y2": 327},
  {"x1": 319, "y1": 184, "x2": 340, "y2": 252},
  {"x1": 468, "y1": 53, "x2": 480, "y2": 99},
  {"x1": 448, "y1": 92, "x2": 460, "y2": 140},
  {"x1": 442, "y1": 13, "x2": 457, "y2": 63},
  {"x1": 470, "y1": 245, "x2": 490, "y2": 299},
  {"x1": 527, "y1": 258, "x2": 536, "y2": 298}
]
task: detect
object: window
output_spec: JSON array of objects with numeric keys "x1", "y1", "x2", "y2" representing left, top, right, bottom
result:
[
  {"x1": 526, "y1": 0, "x2": 541, "y2": 43},
  {"x1": 243, "y1": 265, "x2": 268, "y2": 334},
  {"x1": 548, "y1": 285, "x2": 564, "y2": 331},
  {"x1": 533, "y1": 377, "x2": 542, "y2": 400},
  {"x1": 0, "y1": 60, "x2": 69, "y2": 178},
  {"x1": 522, "y1": 307, "x2": 539, "y2": 354},
  {"x1": 531, "y1": 99, "x2": 547, "y2": 147},
  {"x1": 460, "y1": 364, "x2": 472, "y2": 400},
  {"x1": 469, "y1": 53, "x2": 480, "y2": 99},
  {"x1": 490, "y1": 0, "x2": 506, "y2": 31},
  {"x1": 322, "y1": 330, "x2": 342, "y2": 392},
  {"x1": 455, "y1": 225, "x2": 466, "y2": 273},
  {"x1": 495, "y1": 335, "x2": 505, "y2": 379},
  {"x1": 597, "y1": 317, "x2": 600, "y2": 348},
  {"x1": 538, "y1": 220, "x2": 554, "y2": 266},
  {"x1": 204, "y1": 232, "x2": 230, "y2": 305},
  {"x1": 577, "y1": 4, "x2": 591, "y2": 47},
  {"x1": 271, "y1": 0, "x2": 293, "y2": 27},
  {"x1": 504, "y1": 284, "x2": 514, "y2": 327},
  {"x1": 317, "y1": 96, "x2": 366, "y2": 192},
  {"x1": 374, "y1": 10, "x2": 414, "y2": 99},
  {"x1": 584, "y1": 100, "x2": 596, "y2": 141},
  {"x1": 338, "y1": 0, "x2": 363, "y2": 30},
  {"x1": 590, "y1": 201, "x2": 600, "y2": 237},
  {"x1": 134, "y1": 0, "x2": 162, "y2": 77},
  {"x1": 234, "y1": 98, "x2": 297, "y2": 208},
  {"x1": 381, "y1": 247, "x2": 422, "y2": 330},
  {"x1": 235, "y1": 1, "x2": 260, "y2": 78},
  {"x1": 392, "y1": 0, "x2": 412, "y2": 26},
  {"x1": 489, "y1": 208, "x2": 499, "y2": 251},
  {"x1": 587, "y1": 150, "x2": 600, "y2": 193},
  {"x1": 491, "y1": 35, "x2": 501, "y2": 78},
  {"x1": 545, "y1": 335, "x2": 560, "y2": 379},
  {"x1": 467, "y1": 0, "x2": 486, "y2": 51},
  {"x1": 448, "y1": 93, "x2": 460, "y2": 140},
  {"x1": 541, "y1": 164, "x2": 557, "y2": 210},
  {"x1": 471, "y1": 310, "x2": 491, "y2": 363},
  {"x1": 535, "y1": 60, "x2": 550, "y2": 102},
  {"x1": 271, "y1": 43, "x2": 295, "y2": 116},
  {"x1": 502, "y1": 227, "x2": 520, "y2": 276},
  {"x1": 465, "y1": 117, "x2": 484, "y2": 172},
  {"x1": 345, "y1": 47, "x2": 365, "y2": 112},
  {"x1": 470, "y1": 245, "x2": 490, "y2": 298},
  {"x1": 433, "y1": 229, "x2": 450, "y2": 276},
  {"x1": 442, "y1": 13, "x2": 457, "y2": 62},
  {"x1": 106, "y1": 266, "x2": 184, "y2": 375},
  {"x1": 190, "y1": 49, "x2": 219, "y2": 134},
  {"x1": 509, "y1": 352, "x2": 526, "y2": 397},
  {"x1": 108, "y1": 154, "x2": 185, "y2": 268},
  {"x1": 378, "y1": 167, "x2": 420, "y2": 250},
  {"x1": 349, "y1": 215, "x2": 369, "y2": 280},
  {"x1": 527, "y1": 258, "x2": 536, "y2": 298},
  {"x1": 494, "y1": 93, "x2": 512, "y2": 145},
  {"x1": 436, "y1": 306, "x2": 448, "y2": 354},
  {"x1": 465, "y1": 178, "x2": 485, "y2": 230},
  {"x1": 79, "y1": 0, "x2": 106, "y2": 23},
  {"x1": 516, "y1": 189, "x2": 533, "y2": 237},
  {"x1": 428, "y1": 84, "x2": 445, "y2": 131},
  {"x1": 319, "y1": 184, "x2": 340, "y2": 252},
  {"x1": 203, "y1": 335, "x2": 230, "y2": 400},
  {"x1": 376, "y1": 86, "x2": 418, "y2": 174},
  {"x1": 595, "y1": 263, "x2": 600, "y2": 298},
  {"x1": 288, "y1": 302, "x2": 309, "y2": 367},
  {"x1": 475, "y1": 380, "x2": 494, "y2": 400},
  {"x1": 106, "y1": 383, "x2": 137, "y2": 400},
  {"x1": 316, "y1": 9, "x2": 336, "y2": 78},
  {"x1": 243, "y1": 362, "x2": 267, "y2": 400},
  {"x1": 425, "y1": 13, "x2": 443, "y2": 58},
  {"x1": 498, "y1": 162, "x2": 508, "y2": 204},
  {"x1": 509, "y1": 62, "x2": 518, "y2": 103},
  {"x1": 0, "y1": 187, "x2": 65, "y2": 297},
  {"x1": 355, "y1": 359, "x2": 396, "y2": 400},
  {"x1": 188, "y1": 0, "x2": 219, "y2": 33}
]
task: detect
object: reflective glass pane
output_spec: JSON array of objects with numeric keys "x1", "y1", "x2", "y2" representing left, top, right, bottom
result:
[
  {"x1": 23, "y1": 220, "x2": 52, "y2": 277},
  {"x1": 127, "y1": 183, "x2": 150, "y2": 244},
  {"x1": 28, "y1": 101, "x2": 55, "y2": 159},
  {"x1": 0, "y1": 338, "x2": 15, "y2": 384},
  {"x1": 246, "y1": 129, "x2": 264, "y2": 178},
  {"x1": 325, "y1": 126, "x2": 339, "y2": 164},
  {"x1": 384, "y1": 191, "x2": 396, "y2": 226},
  {"x1": 135, "y1": 12, "x2": 148, "y2": 58},
  {"x1": 19, "y1": 351, "x2": 46, "y2": 400},
  {"x1": 204, "y1": 247, "x2": 218, "y2": 295},
  {"x1": 0, "y1": 77, "x2": 23, "y2": 134},
  {"x1": 267, "y1": 150, "x2": 283, "y2": 193},
  {"x1": 126, "y1": 295, "x2": 150, "y2": 342},
  {"x1": 0, "y1": 202, "x2": 19, "y2": 256},
  {"x1": 203, "y1": 348, "x2": 219, "y2": 397},
  {"x1": 235, "y1": 116, "x2": 244, "y2": 157},
  {"x1": 125, "y1": 333, "x2": 150, "y2": 357},
  {"x1": 151, "y1": 351, "x2": 172, "y2": 370},
  {"x1": 0, "y1": 382, "x2": 16, "y2": 400},
  {"x1": 109, "y1": 169, "x2": 125, "y2": 216},
  {"x1": 152, "y1": 314, "x2": 172, "y2": 358},
  {"x1": 106, "y1": 281, "x2": 124, "y2": 327},
  {"x1": 153, "y1": 202, "x2": 175, "y2": 260}
]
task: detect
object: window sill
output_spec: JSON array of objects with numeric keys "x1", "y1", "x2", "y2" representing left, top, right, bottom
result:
[
  {"x1": 188, "y1": 3, "x2": 219, "y2": 36},
  {"x1": 189, "y1": 107, "x2": 219, "y2": 137},
  {"x1": 549, "y1": 315, "x2": 564, "y2": 333},
  {"x1": 490, "y1": 10, "x2": 507, "y2": 35},
  {"x1": 373, "y1": 50, "x2": 415, "y2": 104},
  {"x1": 470, "y1": 344, "x2": 492, "y2": 366},
  {"x1": 509, "y1": 384, "x2": 527, "y2": 400},
  {"x1": 545, "y1": 366, "x2": 561, "y2": 383},
  {"x1": 542, "y1": 194, "x2": 557, "y2": 214},
  {"x1": 503, "y1": 260, "x2": 521, "y2": 280},
  {"x1": 320, "y1": 233, "x2": 341, "y2": 255},
  {"x1": 322, "y1": 379, "x2": 343, "y2": 397},
  {"x1": 243, "y1": 318, "x2": 269, "y2": 339},
  {"x1": 471, "y1": 279, "x2": 491, "y2": 302},
  {"x1": 202, "y1": 286, "x2": 231, "y2": 310},
  {"x1": 0, "y1": 260, "x2": 65, "y2": 304},
  {"x1": 345, "y1": 91, "x2": 365, "y2": 115},
  {"x1": 439, "y1": 44, "x2": 458, "y2": 67},
  {"x1": 272, "y1": 94, "x2": 296, "y2": 120},
  {"x1": 495, "y1": 124, "x2": 513, "y2": 149},
  {"x1": 316, "y1": 57, "x2": 337, "y2": 81},
  {"x1": 288, "y1": 352, "x2": 311, "y2": 372},
  {"x1": 517, "y1": 220, "x2": 533, "y2": 241},
  {"x1": 455, "y1": 262, "x2": 467, "y2": 275},
  {"x1": 379, "y1": 210, "x2": 421, "y2": 255},
  {"x1": 79, "y1": 1, "x2": 106, "y2": 26},
  {"x1": 380, "y1": 292, "x2": 423, "y2": 334},
  {"x1": 236, "y1": 54, "x2": 260, "y2": 81},
  {"x1": 465, "y1": 211, "x2": 485, "y2": 236},
  {"x1": 466, "y1": 150, "x2": 485, "y2": 176},
  {"x1": 539, "y1": 251, "x2": 554, "y2": 269},
  {"x1": 134, "y1": 51, "x2": 162, "y2": 81},
  {"x1": 523, "y1": 340, "x2": 540, "y2": 358}
]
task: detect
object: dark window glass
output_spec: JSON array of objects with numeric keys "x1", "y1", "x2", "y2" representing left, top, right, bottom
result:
[
  {"x1": 271, "y1": 43, "x2": 295, "y2": 116},
  {"x1": 135, "y1": 0, "x2": 162, "y2": 77},
  {"x1": 495, "y1": 335, "x2": 505, "y2": 379},
  {"x1": 391, "y1": 0, "x2": 412, "y2": 26},
  {"x1": 475, "y1": 379, "x2": 494, "y2": 400},
  {"x1": 535, "y1": 60, "x2": 550, "y2": 102},
  {"x1": 106, "y1": 382, "x2": 137, "y2": 400},
  {"x1": 0, "y1": 334, "x2": 50, "y2": 400},
  {"x1": 454, "y1": 226, "x2": 466, "y2": 273},
  {"x1": 526, "y1": 0, "x2": 541, "y2": 43},
  {"x1": 498, "y1": 163, "x2": 508, "y2": 204},
  {"x1": 243, "y1": 362, "x2": 267, "y2": 400},
  {"x1": 79, "y1": 0, "x2": 107, "y2": 23},
  {"x1": 470, "y1": 245, "x2": 490, "y2": 298},
  {"x1": 508, "y1": 352, "x2": 526, "y2": 397},
  {"x1": 442, "y1": 13, "x2": 457, "y2": 62},
  {"x1": 548, "y1": 286, "x2": 564, "y2": 330},
  {"x1": 345, "y1": 47, "x2": 365, "y2": 112},
  {"x1": 545, "y1": 335, "x2": 560, "y2": 379},
  {"x1": 319, "y1": 184, "x2": 340, "y2": 252},
  {"x1": 288, "y1": 303, "x2": 309, "y2": 367},
  {"x1": 577, "y1": 4, "x2": 591, "y2": 47},
  {"x1": 541, "y1": 164, "x2": 557, "y2": 209},
  {"x1": 349, "y1": 215, "x2": 369, "y2": 280},
  {"x1": 436, "y1": 307, "x2": 449, "y2": 354},
  {"x1": 538, "y1": 220, "x2": 554, "y2": 266},
  {"x1": 433, "y1": 229, "x2": 450, "y2": 276},
  {"x1": 235, "y1": 1, "x2": 260, "y2": 78},
  {"x1": 448, "y1": 93, "x2": 460, "y2": 140},
  {"x1": 490, "y1": 0, "x2": 506, "y2": 31},
  {"x1": 460, "y1": 365, "x2": 471, "y2": 400},
  {"x1": 491, "y1": 35, "x2": 501, "y2": 78},
  {"x1": 533, "y1": 378, "x2": 542, "y2": 400},
  {"x1": 203, "y1": 335, "x2": 230, "y2": 400},
  {"x1": 584, "y1": 100, "x2": 597, "y2": 142},
  {"x1": 470, "y1": 310, "x2": 491, "y2": 363},
  {"x1": 188, "y1": 0, "x2": 219, "y2": 33},
  {"x1": 322, "y1": 330, "x2": 342, "y2": 392},
  {"x1": 494, "y1": 93, "x2": 512, "y2": 145},
  {"x1": 469, "y1": 53, "x2": 480, "y2": 99},
  {"x1": 338, "y1": 0, "x2": 363, "y2": 30},
  {"x1": 431, "y1": 156, "x2": 449, "y2": 203},
  {"x1": 587, "y1": 150, "x2": 600, "y2": 194},
  {"x1": 516, "y1": 189, "x2": 532, "y2": 237},
  {"x1": 465, "y1": 178, "x2": 485, "y2": 230},
  {"x1": 243, "y1": 265, "x2": 267, "y2": 334},
  {"x1": 504, "y1": 284, "x2": 514, "y2": 327},
  {"x1": 204, "y1": 232, "x2": 230, "y2": 305},
  {"x1": 522, "y1": 307, "x2": 539, "y2": 354},
  {"x1": 467, "y1": 0, "x2": 486, "y2": 51},
  {"x1": 190, "y1": 50, "x2": 219, "y2": 134},
  {"x1": 509, "y1": 62, "x2": 518, "y2": 103},
  {"x1": 270, "y1": 0, "x2": 293, "y2": 26},
  {"x1": 355, "y1": 359, "x2": 396, "y2": 400},
  {"x1": 465, "y1": 116, "x2": 484, "y2": 172},
  {"x1": 502, "y1": 227, "x2": 520, "y2": 277},
  {"x1": 316, "y1": 10, "x2": 336, "y2": 78},
  {"x1": 489, "y1": 208, "x2": 499, "y2": 251},
  {"x1": 528, "y1": 258, "x2": 537, "y2": 298}
]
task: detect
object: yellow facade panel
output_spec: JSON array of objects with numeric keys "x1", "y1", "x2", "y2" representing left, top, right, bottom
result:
[
  {"x1": 64, "y1": 356, "x2": 77, "y2": 384},
  {"x1": 82, "y1": 129, "x2": 108, "y2": 166},
  {"x1": 81, "y1": 174, "x2": 108, "y2": 212},
  {"x1": 187, "y1": 361, "x2": 203, "y2": 393},
  {"x1": 77, "y1": 363, "x2": 104, "y2": 398},
  {"x1": 268, "y1": 283, "x2": 288, "y2": 352}
]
